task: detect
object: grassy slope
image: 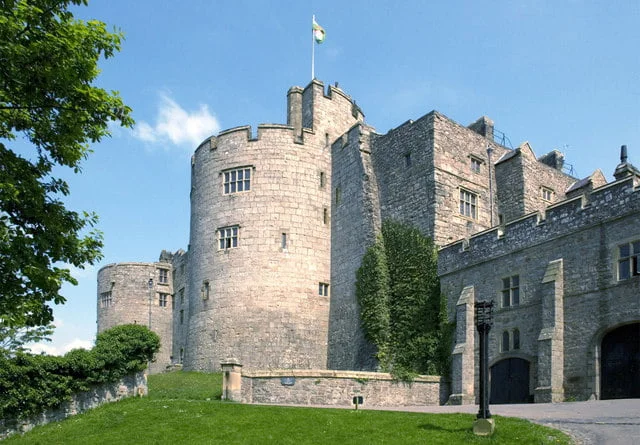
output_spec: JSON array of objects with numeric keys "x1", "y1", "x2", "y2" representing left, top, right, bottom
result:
[{"x1": 4, "y1": 372, "x2": 572, "y2": 444}]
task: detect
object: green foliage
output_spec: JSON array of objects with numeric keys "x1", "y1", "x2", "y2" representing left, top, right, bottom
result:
[
  {"x1": 0, "y1": 325, "x2": 158, "y2": 420},
  {"x1": 356, "y1": 220, "x2": 453, "y2": 379},
  {"x1": 0, "y1": 0, "x2": 133, "y2": 332},
  {"x1": 0, "y1": 322, "x2": 54, "y2": 356}
]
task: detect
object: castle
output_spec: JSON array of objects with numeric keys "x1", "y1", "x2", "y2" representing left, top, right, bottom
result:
[{"x1": 97, "y1": 80, "x2": 639, "y2": 402}]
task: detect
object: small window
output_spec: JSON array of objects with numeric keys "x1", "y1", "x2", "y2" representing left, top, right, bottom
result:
[
  {"x1": 179, "y1": 288, "x2": 185, "y2": 305},
  {"x1": 335, "y1": 186, "x2": 341, "y2": 205},
  {"x1": 202, "y1": 281, "x2": 210, "y2": 300},
  {"x1": 618, "y1": 240, "x2": 640, "y2": 280},
  {"x1": 513, "y1": 329, "x2": 520, "y2": 350},
  {"x1": 218, "y1": 226, "x2": 239, "y2": 250},
  {"x1": 179, "y1": 309, "x2": 184, "y2": 324},
  {"x1": 459, "y1": 189, "x2": 478, "y2": 219},
  {"x1": 159, "y1": 293, "x2": 168, "y2": 307},
  {"x1": 404, "y1": 153, "x2": 412, "y2": 167},
  {"x1": 223, "y1": 167, "x2": 251, "y2": 194},
  {"x1": 502, "y1": 331, "x2": 510, "y2": 352},
  {"x1": 470, "y1": 157, "x2": 482, "y2": 173},
  {"x1": 281, "y1": 233, "x2": 287, "y2": 250},
  {"x1": 323, "y1": 208, "x2": 328, "y2": 225},
  {"x1": 320, "y1": 171, "x2": 325, "y2": 188},
  {"x1": 179, "y1": 348, "x2": 184, "y2": 364},
  {"x1": 541, "y1": 187, "x2": 554, "y2": 202},
  {"x1": 158, "y1": 269, "x2": 169, "y2": 284},
  {"x1": 319, "y1": 282, "x2": 329, "y2": 296},
  {"x1": 502, "y1": 275, "x2": 520, "y2": 307},
  {"x1": 100, "y1": 291, "x2": 112, "y2": 308},
  {"x1": 325, "y1": 133, "x2": 330, "y2": 147}
]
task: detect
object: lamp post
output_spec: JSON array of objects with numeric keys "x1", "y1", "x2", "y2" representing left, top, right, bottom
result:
[
  {"x1": 474, "y1": 300, "x2": 495, "y2": 436},
  {"x1": 147, "y1": 277, "x2": 154, "y2": 330}
]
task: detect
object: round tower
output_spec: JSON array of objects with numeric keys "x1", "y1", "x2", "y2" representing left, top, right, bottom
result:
[
  {"x1": 184, "y1": 80, "x2": 364, "y2": 370},
  {"x1": 97, "y1": 261, "x2": 173, "y2": 374}
]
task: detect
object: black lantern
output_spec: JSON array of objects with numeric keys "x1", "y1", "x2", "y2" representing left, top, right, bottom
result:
[{"x1": 475, "y1": 300, "x2": 494, "y2": 420}]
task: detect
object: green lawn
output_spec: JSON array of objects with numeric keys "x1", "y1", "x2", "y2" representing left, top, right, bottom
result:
[{"x1": 4, "y1": 372, "x2": 573, "y2": 444}]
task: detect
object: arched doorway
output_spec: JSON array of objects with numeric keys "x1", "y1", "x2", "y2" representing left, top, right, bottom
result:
[
  {"x1": 490, "y1": 358, "x2": 530, "y2": 404},
  {"x1": 601, "y1": 323, "x2": 640, "y2": 400}
]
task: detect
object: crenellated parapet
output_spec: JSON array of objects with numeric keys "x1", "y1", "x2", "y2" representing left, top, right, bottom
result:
[{"x1": 439, "y1": 175, "x2": 640, "y2": 274}]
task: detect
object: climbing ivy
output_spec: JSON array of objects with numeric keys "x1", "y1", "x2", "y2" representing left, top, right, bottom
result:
[{"x1": 356, "y1": 220, "x2": 453, "y2": 380}]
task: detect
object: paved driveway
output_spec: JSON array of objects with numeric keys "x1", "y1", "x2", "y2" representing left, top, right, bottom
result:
[{"x1": 381, "y1": 399, "x2": 640, "y2": 444}]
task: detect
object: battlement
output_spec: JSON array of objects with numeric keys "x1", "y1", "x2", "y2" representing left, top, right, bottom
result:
[{"x1": 438, "y1": 174, "x2": 640, "y2": 274}]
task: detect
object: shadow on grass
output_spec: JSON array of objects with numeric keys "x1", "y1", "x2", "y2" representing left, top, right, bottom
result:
[{"x1": 419, "y1": 422, "x2": 470, "y2": 434}]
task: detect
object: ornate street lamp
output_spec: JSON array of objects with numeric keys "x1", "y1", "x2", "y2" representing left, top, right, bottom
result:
[{"x1": 474, "y1": 300, "x2": 495, "y2": 436}]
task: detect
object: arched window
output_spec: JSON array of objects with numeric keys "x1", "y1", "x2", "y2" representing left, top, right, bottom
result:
[
  {"x1": 513, "y1": 329, "x2": 520, "y2": 350},
  {"x1": 502, "y1": 331, "x2": 510, "y2": 352}
]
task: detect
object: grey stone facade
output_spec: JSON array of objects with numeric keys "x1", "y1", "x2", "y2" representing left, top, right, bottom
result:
[{"x1": 96, "y1": 79, "x2": 638, "y2": 405}]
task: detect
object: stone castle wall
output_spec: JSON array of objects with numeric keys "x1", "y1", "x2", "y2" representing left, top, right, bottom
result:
[
  {"x1": 439, "y1": 175, "x2": 640, "y2": 401},
  {"x1": 97, "y1": 262, "x2": 173, "y2": 374},
  {"x1": 237, "y1": 369, "x2": 448, "y2": 407},
  {"x1": 184, "y1": 80, "x2": 363, "y2": 371},
  {"x1": 328, "y1": 124, "x2": 380, "y2": 370}
]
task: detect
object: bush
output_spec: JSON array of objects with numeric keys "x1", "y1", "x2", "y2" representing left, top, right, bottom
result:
[
  {"x1": 0, "y1": 324, "x2": 159, "y2": 421},
  {"x1": 356, "y1": 220, "x2": 454, "y2": 380}
]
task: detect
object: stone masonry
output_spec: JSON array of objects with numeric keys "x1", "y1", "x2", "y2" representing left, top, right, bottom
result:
[{"x1": 96, "y1": 80, "x2": 639, "y2": 406}]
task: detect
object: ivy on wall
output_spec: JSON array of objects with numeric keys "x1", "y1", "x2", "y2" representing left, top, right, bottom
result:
[{"x1": 356, "y1": 220, "x2": 453, "y2": 380}]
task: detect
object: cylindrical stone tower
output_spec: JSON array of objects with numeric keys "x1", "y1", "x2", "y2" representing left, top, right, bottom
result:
[
  {"x1": 97, "y1": 261, "x2": 173, "y2": 374},
  {"x1": 184, "y1": 80, "x2": 363, "y2": 371}
]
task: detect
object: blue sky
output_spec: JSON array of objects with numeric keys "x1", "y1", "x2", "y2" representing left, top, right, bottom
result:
[{"x1": 30, "y1": 0, "x2": 639, "y2": 354}]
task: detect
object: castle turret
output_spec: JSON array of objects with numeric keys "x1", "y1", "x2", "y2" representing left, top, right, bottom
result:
[
  {"x1": 97, "y1": 259, "x2": 174, "y2": 374},
  {"x1": 183, "y1": 80, "x2": 363, "y2": 371}
]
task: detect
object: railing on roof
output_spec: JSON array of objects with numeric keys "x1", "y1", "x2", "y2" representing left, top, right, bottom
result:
[{"x1": 492, "y1": 128, "x2": 513, "y2": 148}]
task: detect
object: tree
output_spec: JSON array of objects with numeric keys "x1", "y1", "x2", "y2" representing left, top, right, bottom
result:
[
  {"x1": 0, "y1": 0, "x2": 133, "y2": 341},
  {"x1": 356, "y1": 220, "x2": 452, "y2": 379}
]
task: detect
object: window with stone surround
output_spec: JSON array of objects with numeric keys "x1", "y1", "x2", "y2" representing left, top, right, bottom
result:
[
  {"x1": 158, "y1": 268, "x2": 168, "y2": 284},
  {"x1": 335, "y1": 186, "x2": 341, "y2": 205},
  {"x1": 459, "y1": 188, "x2": 478, "y2": 219},
  {"x1": 319, "y1": 282, "x2": 329, "y2": 296},
  {"x1": 513, "y1": 328, "x2": 520, "y2": 350},
  {"x1": 217, "y1": 226, "x2": 239, "y2": 250},
  {"x1": 179, "y1": 288, "x2": 184, "y2": 305},
  {"x1": 470, "y1": 156, "x2": 483, "y2": 174},
  {"x1": 404, "y1": 153, "x2": 412, "y2": 167},
  {"x1": 100, "y1": 291, "x2": 112, "y2": 308},
  {"x1": 223, "y1": 167, "x2": 251, "y2": 194},
  {"x1": 158, "y1": 293, "x2": 168, "y2": 307},
  {"x1": 501, "y1": 275, "x2": 520, "y2": 307},
  {"x1": 502, "y1": 331, "x2": 510, "y2": 352},
  {"x1": 202, "y1": 281, "x2": 210, "y2": 300},
  {"x1": 618, "y1": 240, "x2": 640, "y2": 280},
  {"x1": 541, "y1": 186, "x2": 554, "y2": 202}
]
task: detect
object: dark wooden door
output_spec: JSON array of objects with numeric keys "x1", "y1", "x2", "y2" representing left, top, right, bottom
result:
[
  {"x1": 490, "y1": 358, "x2": 530, "y2": 404},
  {"x1": 601, "y1": 323, "x2": 640, "y2": 400}
]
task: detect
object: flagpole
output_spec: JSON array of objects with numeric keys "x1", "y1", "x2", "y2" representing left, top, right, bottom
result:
[{"x1": 311, "y1": 15, "x2": 315, "y2": 80}]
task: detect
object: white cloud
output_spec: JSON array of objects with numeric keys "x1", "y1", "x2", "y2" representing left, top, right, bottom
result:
[
  {"x1": 133, "y1": 94, "x2": 221, "y2": 148},
  {"x1": 27, "y1": 338, "x2": 93, "y2": 356}
]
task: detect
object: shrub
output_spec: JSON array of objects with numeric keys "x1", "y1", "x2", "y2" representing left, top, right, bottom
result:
[{"x1": 0, "y1": 324, "x2": 159, "y2": 421}]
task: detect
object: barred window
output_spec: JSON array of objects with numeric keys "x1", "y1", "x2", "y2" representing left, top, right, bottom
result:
[
  {"x1": 158, "y1": 268, "x2": 168, "y2": 284},
  {"x1": 224, "y1": 167, "x2": 251, "y2": 194},
  {"x1": 618, "y1": 240, "x2": 640, "y2": 280},
  {"x1": 159, "y1": 293, "x2": 168, "y2": 307},
  {"x1": 502, "y1": 275, "x2": 520, "y2": 307},
  {"x1": 459, "y1": 189, "x2": 478, "y2": 219},
  {"x1": 100, "y1": 291, "x2": 112, "y2": 308},
  {"x1": 218, "y1": 226, "x2": 239, "y2": 250},
  {"x1": 319, "y1": 282, "x2": 329, "y2": 296}
]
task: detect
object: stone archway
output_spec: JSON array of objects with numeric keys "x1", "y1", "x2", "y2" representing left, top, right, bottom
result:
[
  {"x1": 490, "y1": 357, "x2": 530, "y2": 404},
  {"x1": 600, "y1": 323, "x2": 640, "y2": 400}
]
